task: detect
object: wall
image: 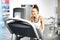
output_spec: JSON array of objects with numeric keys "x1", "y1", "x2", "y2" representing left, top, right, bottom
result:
[
  {"x1": 10, "y1": 0, "x2": 58, "y2": 18},
  {"x1": 58, "y1": 0, "x2": 60, "y2": 23},
  {"x1": 39, "y1": 0, "x2": 58, "y2": 18}
]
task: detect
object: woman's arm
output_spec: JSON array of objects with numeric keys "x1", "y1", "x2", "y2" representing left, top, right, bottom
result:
[{"x1": 40, "y1": 16, "x2": 45, "y2": 33}]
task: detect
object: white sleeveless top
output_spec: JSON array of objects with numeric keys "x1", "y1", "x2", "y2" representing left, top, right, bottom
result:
[{"x1": 32, "y1": 16, "x2": 42, "y2": 30}]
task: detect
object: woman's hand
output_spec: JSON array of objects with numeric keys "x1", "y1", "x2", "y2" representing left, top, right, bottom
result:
[{"x1": 40, "y1": 29, "x2": 43, "y2": 33}]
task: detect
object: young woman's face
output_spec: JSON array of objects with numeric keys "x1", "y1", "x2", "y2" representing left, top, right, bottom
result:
[{"x1": 32, "y1": 8, "x2": 38, "y2": 17}]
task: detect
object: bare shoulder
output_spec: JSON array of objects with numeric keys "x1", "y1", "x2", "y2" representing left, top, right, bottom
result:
[
  {"x1": 39, "y1": 16, "x2": 44, "y2": 25},
  {"x1": 39, "y1": 16, "x2": 44, "y2": 20}
]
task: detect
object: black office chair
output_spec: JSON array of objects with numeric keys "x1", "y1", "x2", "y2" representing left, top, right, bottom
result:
[{"x1": 5, "y1": 18, "x2": 43, "y2": 40}]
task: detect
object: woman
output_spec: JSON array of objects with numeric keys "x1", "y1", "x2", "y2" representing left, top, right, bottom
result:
[{"x1": 29, "y1": 5, "x2": 45, "y2": 40}]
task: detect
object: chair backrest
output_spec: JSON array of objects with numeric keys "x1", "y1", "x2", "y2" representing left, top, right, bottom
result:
[{"x1": 5, "y1": 18, "x2": 42, "y2": 39}]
